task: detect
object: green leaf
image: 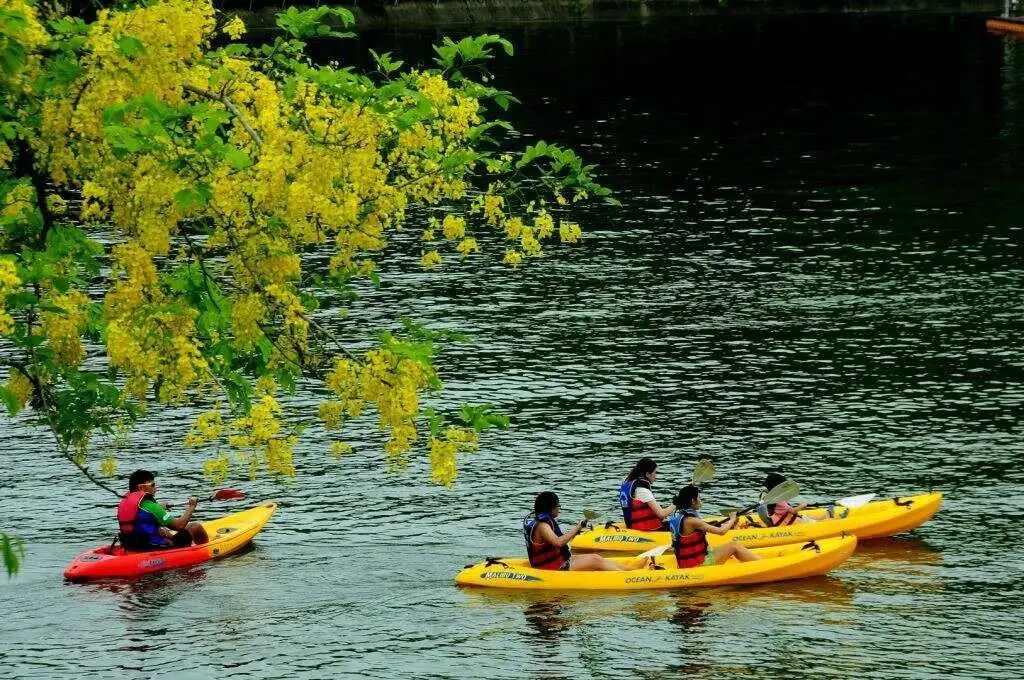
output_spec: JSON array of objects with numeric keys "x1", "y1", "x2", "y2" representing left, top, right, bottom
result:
[
  {"x1": 1, "y1": 532, "x2": 25, "y2": 577},
  {"x1": 457, "y1": 404, "x2": 510, "y2": 431},
  {"x1": 0, "y1": 385, "x2": 20, "y2": 416},
  {"x1": 223, "y1": 147, "x2": 252, "y2": 170},
  {"x1": 116, "y1": 36, "x2": 146, "y2": 58},
  {"x1": 174, "y1": 185, "x2": 213, "y2": 211}
]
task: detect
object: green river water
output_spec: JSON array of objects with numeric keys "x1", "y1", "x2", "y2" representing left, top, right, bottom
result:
[{"x1": 1, "y1": 11, "x2": 1022, "y2": 680}]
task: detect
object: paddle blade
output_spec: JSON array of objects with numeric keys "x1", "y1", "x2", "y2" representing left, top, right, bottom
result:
[
  {"x1": 764, "y1": 479, "x2": 800, "y2": 504},
  {"x1": 210, "y1": 488, "x2": 246, "y2": 501},
  {"x1": 637, "y1": 544, "x2": 671, "y2": 560},
  {"x1": 691, "y1": 459, "x2": 715, "y2": 486},
  {"x1": 836, "y1": 493, "x2": 875, "y2": 508},
  {"x1": 582, "y1": 509, "x2": 601, "y2": 521}
]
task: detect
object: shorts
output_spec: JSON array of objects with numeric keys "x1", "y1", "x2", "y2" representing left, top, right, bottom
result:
[{"x1": 703, "y1": 553, "x2": 716, "y2": 566}]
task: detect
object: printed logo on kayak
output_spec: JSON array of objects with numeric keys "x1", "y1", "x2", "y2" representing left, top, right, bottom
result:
[
  {"x1": 732, "y1": 530, "x2": 796, "y2": 541},
  {"x1": 624, "y1": 573, "x2": 697, "y2": 584},
  {"x1": 139, "y1": 558, "x2": 166, "y2": 568},
  {"x1": 594, "y1": 535, "x2": 655, "y2": 544},
  {"x1": 481, "y1": 571, "x2": 542, "y2": 582}
]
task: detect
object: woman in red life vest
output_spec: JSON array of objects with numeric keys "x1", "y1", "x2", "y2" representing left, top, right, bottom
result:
[
  {"x1": 668, "y1": 485, "x2": 759, "y2": 568},
  {"x1": 618, "y1": 457, "x2": 675, "y2": 531},
  {"x1": 117, "y1": 469, "x2": 209, "y2": 551},
  {"x1": 525, "y1": 492, "x2": 648, "y2": 572},
  {"x1": 760, "y1": 472, "x2": 819, "y2": 526}
]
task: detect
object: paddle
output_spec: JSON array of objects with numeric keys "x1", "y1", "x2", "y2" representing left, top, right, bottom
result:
[
  {"x1": 637, "y1": 543, "x2": 671, "y2": 560},
  {"x1": 803, "y1": 493, "x2": 875, "y2": 510},
  {"x1": 165, "y1": 488, "x2": 246, "y2": 509},
  {"x1": 209, "y1": 488, "x2": 246, "y2": 501},
  {"x1": 714, "y1": 479, "x2": 801, "y2": 526},
  {"x1": 691, "y1": 459, "x2": 715, "y2": 486}
]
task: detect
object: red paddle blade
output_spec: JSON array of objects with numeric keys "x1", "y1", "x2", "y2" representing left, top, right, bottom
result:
[{"x1": 210, "y1": 488, "x2": 246, "y2": 501}]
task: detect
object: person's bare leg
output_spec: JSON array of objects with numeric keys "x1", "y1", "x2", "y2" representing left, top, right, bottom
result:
[
  {"x1": 711, "y1": 541, "x2": 760, "y2": 564},
  {"x1": 568, "y1": 553, "x2": 629, "y2": 572},
  {"x1": 187, "y1": 522, "x2": 209, "y2": 545}
]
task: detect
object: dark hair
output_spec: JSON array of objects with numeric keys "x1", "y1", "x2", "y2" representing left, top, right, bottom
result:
[
  {"x1": 626, "y1": 457, "x2": 658, "y2": 482},
  {"x1": 673, "y1": 484, "x2": 701, "y2": 508},
  {"x1": 128, "y1": 469, "x2": 155, "y2": 492},
  {"x1": 534, "y1": 491, "x2": 560, "y2": 516},
  {"x1": 763, "y1": 472, "x2": 787, "y2": 490}
]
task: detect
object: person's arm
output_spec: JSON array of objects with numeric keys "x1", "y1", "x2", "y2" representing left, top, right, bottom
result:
[
  {"x1": 534, "y1": 519, "x2": 586, "y2": 548},
  {"x1": 634, "y1": 487, "x2": 676, "y2": 520},
  {"x1": 690, "y1": 513, "x2": 737, "y2": 536},
  {"x1": 140, "y1": 497, "x2": 198, "y2": 531}
]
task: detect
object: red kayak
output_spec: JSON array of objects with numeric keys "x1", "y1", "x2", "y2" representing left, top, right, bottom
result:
[{"x1": 64, "y1": 503, "x2": 276, "y2": 581}]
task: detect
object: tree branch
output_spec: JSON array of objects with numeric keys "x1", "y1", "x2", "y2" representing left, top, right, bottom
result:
[{"x1": 182, "y1": 83, "x2": 263, "y2": 148}]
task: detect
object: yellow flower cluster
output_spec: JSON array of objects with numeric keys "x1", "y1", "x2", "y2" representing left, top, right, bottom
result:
[
  {"x1": 227, "y1": 395, "x2": 295, "y2": 477},
  {"x1": 559, "y1": 221, "x2": 583, "y2": 243},
  {"x1": 0, "y1": 258, "x2": 21, "y2": 335},
  {"x1": 428, "y1": 427, "x2": 480, "y2": 487},
  {"x1": 185, "y1": 409, "x2": 224, "y2": 447},
  {"x1": 5, "y1": 371, "x2": 33, "y2": 410},
  {"x1": 420, "y1": 250, "x2": 442, "y2": 269},
  {"x1": 222, "y1": 15, "x2": 246, "y2": 40},
  {"x1": 203, "y1": 454, "x2": 230, "y2": 484},
  {"x1": 323, "y1": 349, "x2": 438, "y2": 469},
  {"x1": 41, "y1": 291, "x2": 91, "y2": 366},
  {"x1": 330, "y1": 441, "x2": 352, "y2": 458},
  {"x1": 99, "y1": 457, "x2": 117, "y2": 477}
]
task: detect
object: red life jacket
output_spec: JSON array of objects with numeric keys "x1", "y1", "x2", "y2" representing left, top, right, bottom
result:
[
  {"x1": 671, "y1": 509, "x2": 709, "y2": 568},
  {"x1": 770, "y1": 502, "x2": 797, "y2": 527},
  {"x1": 524, "y1": 514, "x2": 570, "y2": 570},
  {"x1": 618, "y1": 479, "x2": 662, "y2": 531},
  {"x1": 117, "y1": 490, "x2": 147, "y2": 534},
  {"x1": 117, "y1": 490, "x2": 165, "y2": 549}
]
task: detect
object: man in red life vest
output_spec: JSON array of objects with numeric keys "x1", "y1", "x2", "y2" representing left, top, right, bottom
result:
[{"x1": 117, "y1": 470, "x2": 209, "y2": 551}]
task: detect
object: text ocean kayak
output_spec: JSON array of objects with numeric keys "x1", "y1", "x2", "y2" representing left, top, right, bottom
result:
[
  {"x1": 456, "y1": 535, "x2": 856, "y2": 591},
  {"x1": 570, "y1": 492, "x2": 941, "y2": 552},
  {"x1": 64, "y1": 502, "x2": 276, "y2": 581}
]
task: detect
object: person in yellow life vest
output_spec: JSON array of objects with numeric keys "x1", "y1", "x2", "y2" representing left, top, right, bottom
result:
[
  {"x1": 669, "y1": 485, "x2": 760, "y2": 568},
  {"x1": 618, "y1": 457, "x2": 675, "y2": 530},
  {"x1": 525, "y1": 492, "x2": 648, "y2": 572}
]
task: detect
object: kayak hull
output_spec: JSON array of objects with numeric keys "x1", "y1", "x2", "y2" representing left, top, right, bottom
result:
[
  {"x1": 64, "y1": 502, "x2": 276, "y2": 581},
  {"x1": 571, "y1": 492, "x2": 942, "y2": 553},
  {"x1": 455, "y1": 535, "x2": 856, "y2": 591}
]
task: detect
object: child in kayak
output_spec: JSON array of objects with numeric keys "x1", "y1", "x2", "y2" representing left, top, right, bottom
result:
[
  {"x1": 618, "y1": 457, "x2": 675, "y2": 530},
  {"x1": 117, "y1": 470, "x2": 209, "y2": 551},
  {"x1": 669, "y1": 485, "x2": 760, "y2": 568},
  {"x1": 759, "y1": 472, "x2": 819, "y2": 526},
  {"x1": 526, "y1": 492, "x2": 647, "y2": 572}
]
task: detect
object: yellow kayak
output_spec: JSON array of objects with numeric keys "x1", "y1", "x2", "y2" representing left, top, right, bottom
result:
[
  {"x1": 455, "y1": 535, "x2": 856, "y2": 591},
  {"x1": 570, "y1": 492, "x2": 942, "y2": 552}
]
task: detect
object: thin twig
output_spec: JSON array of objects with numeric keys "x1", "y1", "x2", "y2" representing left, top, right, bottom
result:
[{"x1": 182, "y1": 84, "x2": 263, "y2": 148}]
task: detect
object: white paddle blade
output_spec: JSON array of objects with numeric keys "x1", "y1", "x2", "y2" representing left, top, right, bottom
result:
[
  {"x1": 835, "y1": 493, "x2": 875, "y2": 508},
  {"x1": 764, "y1": 479, "x2": 801, "y2": 504},
  {"x1": 637, "y1": 544, "x2": 671, "y2": 560},
  {"x1": 691, "y1": 459, "x2": 715, "y2": 485}
]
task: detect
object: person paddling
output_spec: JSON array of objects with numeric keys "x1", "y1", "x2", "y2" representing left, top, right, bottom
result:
[
  {"x1": 618, "y1": 457, "x2": 675, "y2": 531},
  {"x1": 669, "y1": 485, "x2": 759, "y2": 568},
  {"x1": 117, "y1": 470, "x2": 209, "y2": 551},
  {"x1": 526, "y1": 492, "x2": 647, "y2": 572},
  {"x1": 758, "y1": 472, "x2": 819, "y2": 526}
]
